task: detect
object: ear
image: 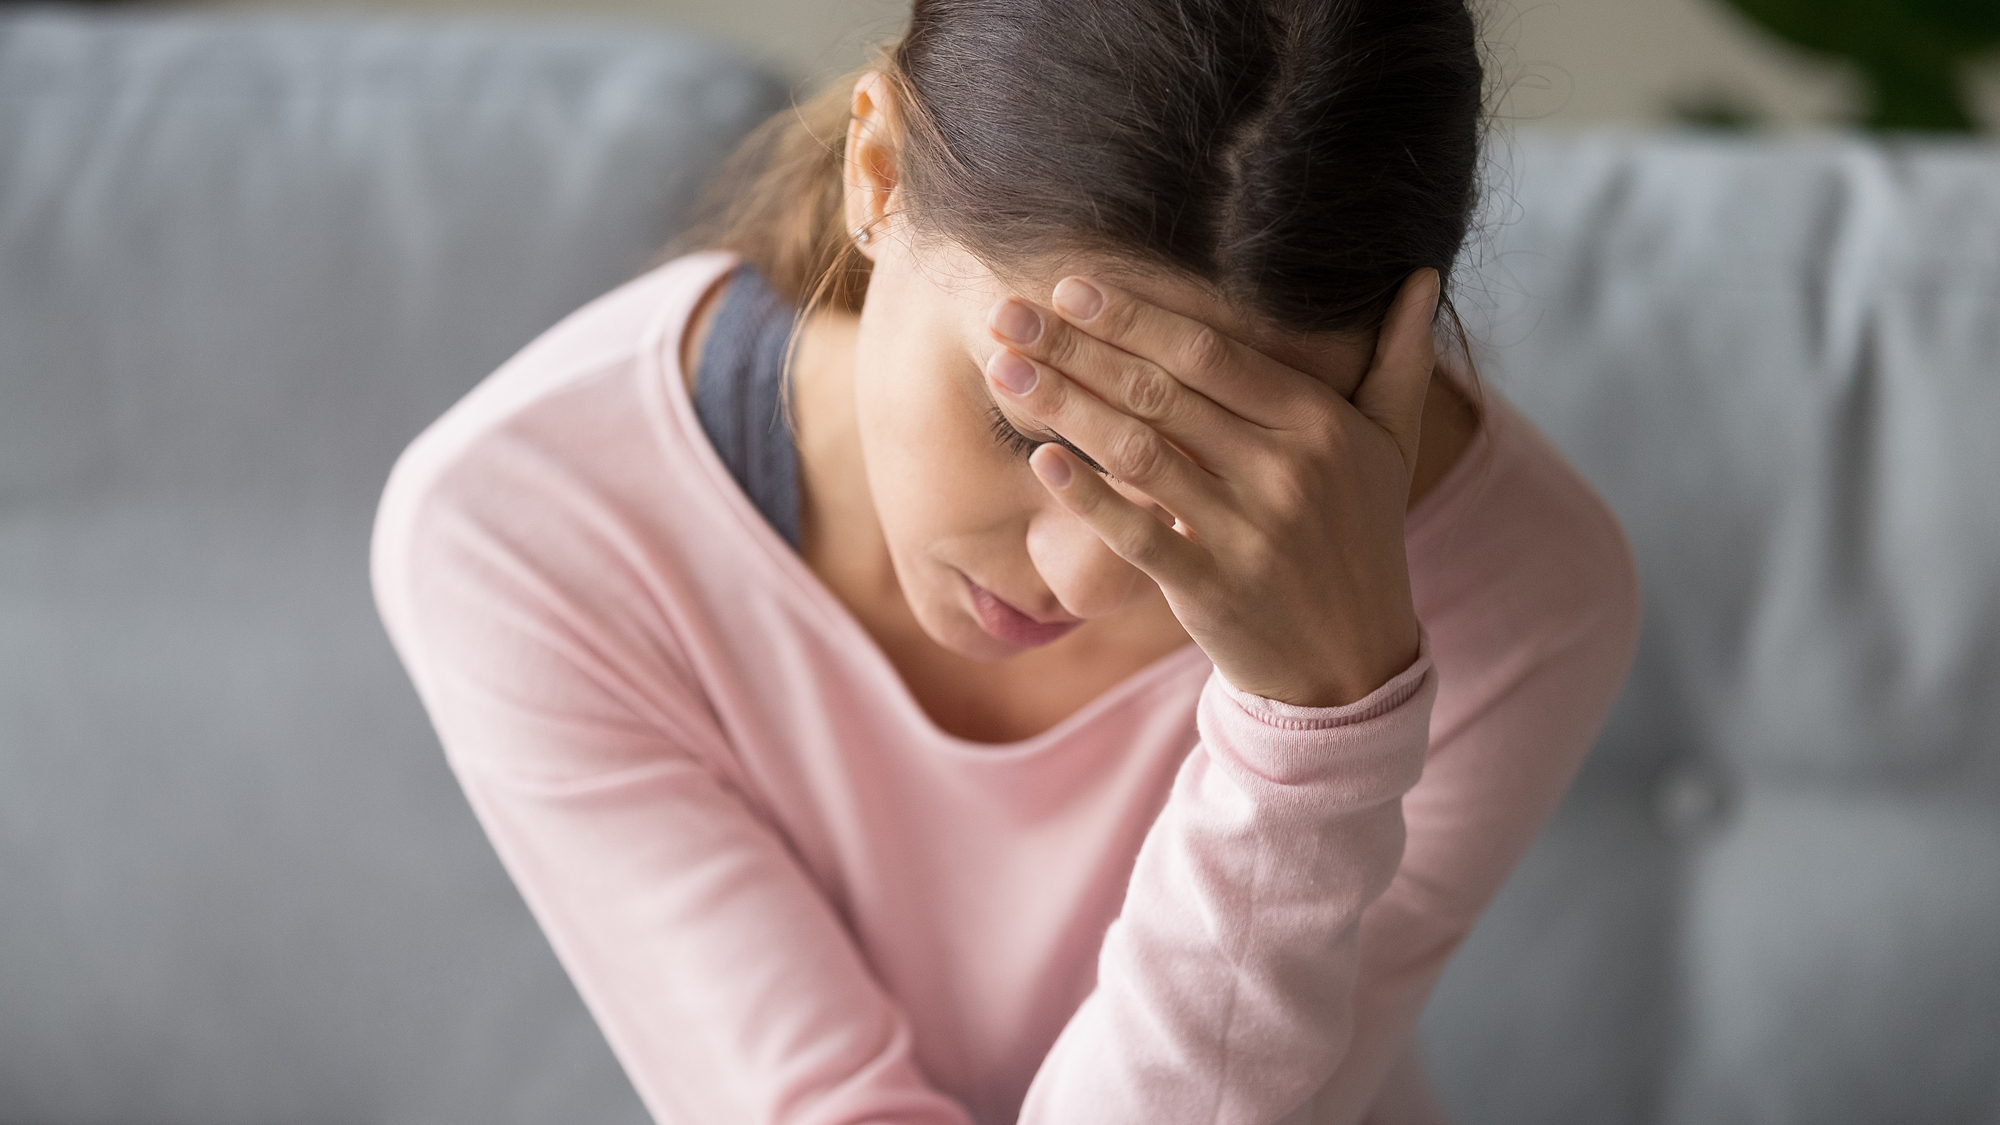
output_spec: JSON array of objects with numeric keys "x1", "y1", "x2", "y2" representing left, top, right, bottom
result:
[{"x1": 842, "y1": 71, "x2": 900, "y2": 262}]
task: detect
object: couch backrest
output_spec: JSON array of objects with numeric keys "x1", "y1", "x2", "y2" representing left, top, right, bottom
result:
[
  {"x1": 1423, "y1": 134, "x2": 2000, "y2": 1125},
  {"x1": 0, "y1": 12, "x2": 780, "y2": 1122}
]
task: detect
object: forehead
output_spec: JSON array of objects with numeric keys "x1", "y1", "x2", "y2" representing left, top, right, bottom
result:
[{"x1": 914, "y1": 238, "x2": 1367, "y2": 376}]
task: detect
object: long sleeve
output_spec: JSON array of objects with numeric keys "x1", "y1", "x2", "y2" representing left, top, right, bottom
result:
[
  {"x1": 1328, "y1": 603, "x2": 1642, "y2": 1125},
  {"x1": 1020, "y1": 655, "x2": 1438, "y2": 1123},
  {"x1": 373, "y1": 458, "x2": 982, "y2": 1125},
  {"x1": 1337, "y1": 399, "x2": 1645, "y2": 1125},
  {"x1": 1024, "y1": 400, "x2": 1642, "y2": 1125}
]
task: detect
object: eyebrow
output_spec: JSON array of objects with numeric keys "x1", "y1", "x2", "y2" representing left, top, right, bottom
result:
[{"x1": 982, "y1": 385, "x2": 1109, "y2": 475}]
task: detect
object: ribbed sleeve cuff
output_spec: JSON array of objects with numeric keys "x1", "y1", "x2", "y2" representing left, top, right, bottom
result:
[
  {"x1": 1195, "y1": 632, "x2": 1436, "y2": 789},
  {"x1": 1211, "y1": 632, "x2": 1433, "y2": 731}
]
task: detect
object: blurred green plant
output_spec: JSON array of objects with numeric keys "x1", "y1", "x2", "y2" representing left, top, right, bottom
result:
[{"x1": 1716, "y1": 0, "x2": 1999, "y2": 130}]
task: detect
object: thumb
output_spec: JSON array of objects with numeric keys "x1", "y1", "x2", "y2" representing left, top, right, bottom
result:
[{"x1": 1350, "y1": 268, "x2": 1440, "y2": 473}]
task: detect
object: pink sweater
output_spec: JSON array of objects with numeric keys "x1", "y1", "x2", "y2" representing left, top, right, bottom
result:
[{"x1": 372, "y1": 251, "x2": 1641, "y2": 1125}]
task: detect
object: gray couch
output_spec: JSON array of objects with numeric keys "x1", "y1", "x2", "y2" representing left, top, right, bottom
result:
[{"x1": 2, "y1": 9, "x2": 1994, "y2": 1124}]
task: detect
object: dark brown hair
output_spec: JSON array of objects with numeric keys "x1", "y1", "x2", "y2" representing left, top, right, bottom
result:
[{"x1": 701, "y1": 0, "x2": 1484, "y2": 338}]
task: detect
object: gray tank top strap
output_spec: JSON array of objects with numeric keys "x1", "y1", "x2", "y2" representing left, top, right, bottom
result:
[{"x1": 691, "y1": 264, "x2": 802, "y2": 550}]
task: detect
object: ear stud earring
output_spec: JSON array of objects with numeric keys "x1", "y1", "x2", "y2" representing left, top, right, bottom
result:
[{"x1": 851, "y1": 223, "x2": 873, "y2": 246}]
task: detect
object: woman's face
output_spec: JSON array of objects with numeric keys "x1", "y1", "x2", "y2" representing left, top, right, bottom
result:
[
  {"x1": 838, "y1": 74, "x2": 1369, "y2": 665},
  {"x1": 847, "y1": 231, "x2": 1362, "y2": 665},
  {"x1": 849, "y1": 236, "x2": 1152, "y2": 663}
]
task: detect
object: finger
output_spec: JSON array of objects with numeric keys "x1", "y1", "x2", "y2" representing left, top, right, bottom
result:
[
  {"x1": 988, "y1": 297, "x2": 1249, "y2": 460},
  {"x1": 1028, "y1": 443, "x2": 1206, "y2": 587},
  {"x1": 1349, "y1": 268, "x2": 1440, "y2": 472},
  {"x1": 1042, "y1": 277, "x2": 1327, "y2": 429},
  {"x1": 987, "y1": 347, "x2": 1231, "y2": 526}
]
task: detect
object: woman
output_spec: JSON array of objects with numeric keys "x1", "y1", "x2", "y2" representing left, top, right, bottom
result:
[{"x1": 372, "y1": 0, "x2": 1641, "y2": 1121}]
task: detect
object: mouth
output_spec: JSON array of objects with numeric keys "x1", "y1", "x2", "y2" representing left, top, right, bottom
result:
[{"x1": 961, "y1": 573, "x2": 1082, "y2": 649}]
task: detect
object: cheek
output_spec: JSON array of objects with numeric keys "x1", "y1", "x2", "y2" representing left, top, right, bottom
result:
[
  {"x1": 853, "y1": 319, "x2": 959, "y2": 465},
  {"x1": 851, "y1": 325, "x2": 1018, "y2": 537},
  {"x1": 849, "y1": 246, "x2": 1041, "y2": 549}
]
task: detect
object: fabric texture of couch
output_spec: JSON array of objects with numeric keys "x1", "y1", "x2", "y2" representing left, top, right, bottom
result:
[
  {"x1": 2, "y1": 8, "x2": 1995, "y2": 1124},
  {"x1": 1421, "y1": 135, "x2": 2000, "y2": 1125}
]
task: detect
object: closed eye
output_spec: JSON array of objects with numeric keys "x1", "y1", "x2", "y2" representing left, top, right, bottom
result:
[{"x1": 984, "y1": 402, "x2": 1108, "y2": 475}]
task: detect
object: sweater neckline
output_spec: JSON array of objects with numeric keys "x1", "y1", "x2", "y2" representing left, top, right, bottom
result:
[{"x1": 638, "y1": 251, "x2": 1214, "y2": 761}]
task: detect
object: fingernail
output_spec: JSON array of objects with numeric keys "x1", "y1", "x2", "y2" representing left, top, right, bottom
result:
[
  {"x1": 989, "y1": 350, "x2": 1038, "y2": 395},
  {"x1": 1053, "y1": 278, "x2": 1104, "y2": 320},
  {"x1": 1034, "y1": 448, "x2": 1073, "y2": 489},
  {"x1": 990, "y1": 299, "x2": 1042, "y2": 344}
]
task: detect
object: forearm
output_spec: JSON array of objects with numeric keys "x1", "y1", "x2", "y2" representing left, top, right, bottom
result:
[{"x1": 1020, "y1": 651, "x2": 1437, "y2": 1123}]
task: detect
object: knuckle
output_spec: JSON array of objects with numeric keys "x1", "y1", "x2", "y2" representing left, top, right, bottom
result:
[
  {"x1": 1028, "y1": 368, "x2": 1067, "y2": 413},
  {"x1": 1268, "y1": 474, "x2": 1317, "y2": 524},
  {"x1": 1122, "y1": 365, "x2": 1176, "y2": 421},
  {"x1": 1111, "y1": 515, "x2": 1171, "y2": 568},
  {"x1": 1298, "y1": 403, "x2": 1345, "y2": 447},
  {"x1": 1245, "y1": 449, "x2": 1317, "y2": 521},
  {"x1": 1180, "y1": 325, "x2": 1229, "y2": 377},
  {"x1": 1036, "y1": 321, "x2": 1076, "y2": 367},
  {"x1": 1106, "y1": 427, "x2": 1172, "y2": 484},
  {"x1": 1097, "y1": 293, "x2": 1139, "y2": 339},
  {"x1": 1236, "y1": 522, "x2": 1288, "y2": 571},
  {"x1": 1067, "y1": 321, "x2": 1104, "y2": 368},
  {"x1": 1122, "y1": 530, "x2": 1168, "y2": 570}
]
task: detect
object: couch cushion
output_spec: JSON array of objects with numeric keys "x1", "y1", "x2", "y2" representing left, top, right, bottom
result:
[{"x1": 0, "y1": 11, "x2": 782, "y2": 1122}]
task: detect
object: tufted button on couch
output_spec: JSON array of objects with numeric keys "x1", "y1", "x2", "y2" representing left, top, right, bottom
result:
[{"x1": 3, "y1": 10, "x2": 1995, "y2": 1123}]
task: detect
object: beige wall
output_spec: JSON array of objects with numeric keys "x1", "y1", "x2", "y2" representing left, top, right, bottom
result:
[{"x1": 205, "y1": 0, "x2": 2000, "y2": 131}]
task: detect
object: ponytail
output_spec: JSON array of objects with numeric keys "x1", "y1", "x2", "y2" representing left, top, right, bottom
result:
[{"x1": 682, "y1": 68, "x2": 877, "y2": 315}]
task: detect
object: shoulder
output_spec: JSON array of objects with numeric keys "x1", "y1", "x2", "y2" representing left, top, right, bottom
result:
[
  {"x1": 1408, "y1": 385, "x2": 1643, "y2": 672},
  {"x1": 381, "y1": 250, "x2": 735, "y2": 517},
  {"x1": 371, "y1": 251, "x2": 742, "y2": 675}
]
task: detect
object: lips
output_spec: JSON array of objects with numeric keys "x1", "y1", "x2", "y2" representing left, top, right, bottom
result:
[{"x1": 963, "y1": 575, "x2": 1081, "y2": 648}]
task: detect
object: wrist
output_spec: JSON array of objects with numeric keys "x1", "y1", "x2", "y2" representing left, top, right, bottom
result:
[
  {"x1": 1215, "y1": 629, "x2": 1433, "y2": 737},
  {"x1": 1264, "y1": 620, "x2": 1422, "y2": 709}
]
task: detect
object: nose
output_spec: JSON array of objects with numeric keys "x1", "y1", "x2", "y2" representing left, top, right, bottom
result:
[{"x1": 1024, "y1": 503, "x2": 1144, "y2": 619}]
